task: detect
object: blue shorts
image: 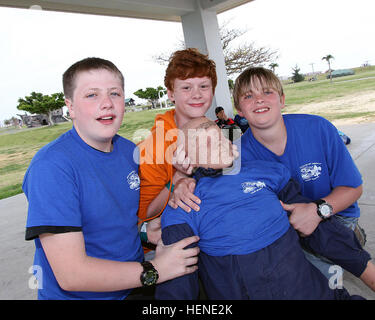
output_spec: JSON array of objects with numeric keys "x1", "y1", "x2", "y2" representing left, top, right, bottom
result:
[{"x1": 156, "y1": 225, "x2": 363, "y2": 300}]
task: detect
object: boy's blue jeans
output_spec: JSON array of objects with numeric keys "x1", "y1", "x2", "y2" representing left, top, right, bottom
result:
[{"x1": 303, "y1": 215, "x2": 359, "y2": 279}]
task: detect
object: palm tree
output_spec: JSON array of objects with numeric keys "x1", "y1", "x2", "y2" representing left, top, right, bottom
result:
[
  {"x1": 269, "y1": 63, "x2": 279, "y2": 74},
  {"x1": 322, "y1": 54, "x2": 334, "y2": 82}
]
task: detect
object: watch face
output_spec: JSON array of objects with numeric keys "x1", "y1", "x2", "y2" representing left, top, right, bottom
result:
[
  {"x1": 143, "y1": 270, "x2": 158, "y2": 286},
  {"x1": 320, "y1": 204, "x2": 332, "y2": 217},
  {"x1": 140, "y1": 261, "x2": 159, "y2": 286}
]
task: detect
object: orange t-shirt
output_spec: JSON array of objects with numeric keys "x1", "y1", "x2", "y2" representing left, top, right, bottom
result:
[{"x1": 138, "y1": 109, "x2": 178, "y2": 221}]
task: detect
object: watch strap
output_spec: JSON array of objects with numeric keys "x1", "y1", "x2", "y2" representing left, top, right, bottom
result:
[
  {"x1": 313, "y1": 199, "x2": 326, "y2": 207},
  {"x1": 141, "y1": 261, "x2": 154, "y2": 271}
]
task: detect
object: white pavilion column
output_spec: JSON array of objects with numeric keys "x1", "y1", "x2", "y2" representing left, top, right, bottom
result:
[{"x1": 181, "y1": 2, "x2": 232, "y2": 120}]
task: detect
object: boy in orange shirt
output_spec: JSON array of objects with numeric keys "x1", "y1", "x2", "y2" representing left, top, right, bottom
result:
[{"x1": 138, "y1": 48, "x2": 217, "y2": 222}]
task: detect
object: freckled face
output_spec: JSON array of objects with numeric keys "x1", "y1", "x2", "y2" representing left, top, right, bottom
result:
[
  {"x1": 168, "y1": 77, "x2": 214, "y2": 127},
  {"x1": 65, "y1": 69, "x2": 125, "y2": 152}
]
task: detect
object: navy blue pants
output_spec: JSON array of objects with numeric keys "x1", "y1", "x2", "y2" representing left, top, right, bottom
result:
[
  {"x1": 156, "y1": 225, "x2": 363, "y2": 300},
  {"x1": 300, "y1": 216, "x2": 370, "y2": 277}
]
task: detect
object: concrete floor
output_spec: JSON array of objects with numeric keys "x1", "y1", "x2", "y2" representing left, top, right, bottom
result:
[
  {"x1": 0, "y1": 122, "x2": 374, "y2": 300},
  {"x1": 335, "y1": 123, "x2": 375, "y2": 299}
]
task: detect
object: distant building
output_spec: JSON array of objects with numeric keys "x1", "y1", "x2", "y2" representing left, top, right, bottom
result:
[
  {"x1": 125, "y1": 98, "x2": 135, "y2": 106},
  {"x1": 17, "y1": 108, "x2": 69, "y2": 127},
  {"x1": 326, "y1": 69, "x2": 355, "y2": 79}
]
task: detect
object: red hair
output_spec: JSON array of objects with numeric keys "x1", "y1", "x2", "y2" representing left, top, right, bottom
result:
[{"x1": 164, "y1": 48, "x2": 217, "y2": 93}]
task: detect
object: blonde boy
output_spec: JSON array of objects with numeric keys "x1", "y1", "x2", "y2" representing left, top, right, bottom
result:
[{"x1": 233, "y1": 67, "x2": 374, "y2": 290}]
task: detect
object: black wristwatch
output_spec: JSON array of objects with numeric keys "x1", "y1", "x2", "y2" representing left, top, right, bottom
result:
[
  {"x1": 140, "y1": 261, "x2": 159, "y2": 286},
  {"x1": 313, "y1": 199, "x2": 333, "y2": 220}
]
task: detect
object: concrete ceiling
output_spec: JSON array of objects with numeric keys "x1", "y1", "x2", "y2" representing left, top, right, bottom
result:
[{"x1": 0, "y1": 0, "x2": 252, "y2": 22}]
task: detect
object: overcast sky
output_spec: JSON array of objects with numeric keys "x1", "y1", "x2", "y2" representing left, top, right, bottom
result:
[{"x1": 1, "y1": 0, "x2": 374, "y2": 123}]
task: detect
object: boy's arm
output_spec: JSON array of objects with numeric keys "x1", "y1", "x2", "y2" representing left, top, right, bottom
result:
[
  {"x1": 145, "y1": 186, "x2": 171, "y2": 218},
  {"x1": 320, "y1": 185, "x2": 362, "y2": 215},
  {"x1": 145, "y1": 170, "x2": 192, "y2": 218},
  {"x1": 280, "y1": 182, "x2": 362, "y2": 216},
  {"x1": 155, "y1": 223, "x2": 200, "y2": 300},
  {"x1": 40, "y1": 231, "x2": 143, "y2": 291},
  {"x1": 279, "y1": 180, "x2": 371, "y2": 278},
  {"x1": 280, "y1": 180, "x2": 362, "y2": 237},
  {"x1": 139, "y1": 149, "x2": 194, "y2": 219},
  {"x1": 166, "y1": 143, "x2": 200, "y2": 212},
  {"x1": 40, "y1": 230, "x2": 199, "y2": 292}
]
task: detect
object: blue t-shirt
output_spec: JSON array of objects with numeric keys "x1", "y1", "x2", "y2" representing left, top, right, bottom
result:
[
  {"x1": 162, "y1": 161, "x2": 291, "y2": 256},
  {"x1": 239, "y1": 114, "x2": 362, "y2": 217},
  {"x1": 23, "y1": 127, "x2": 143, "y2": 300}
]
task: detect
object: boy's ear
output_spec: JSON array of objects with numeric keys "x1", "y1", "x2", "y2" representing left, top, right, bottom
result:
[
  {"x1": 65, "y1": 98, "x2": 75, "y2": 119},
  {"x1": 167, "y1": 89, "x2": 175, "y2": 103},
  {"x1": 280, "y1": 94, "x2": 286, "y2": 109}
]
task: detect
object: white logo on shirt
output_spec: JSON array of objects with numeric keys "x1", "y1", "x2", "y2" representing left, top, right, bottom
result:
[
  {"x1": 241, "y1": 181, "x2": 266, "y2": 194},
  {"x1": 127, "y1": 170, "x2": 140, "y2": 190},
  {"x1": 300, "y1": 163, "x2": 322, "y2": 181}
]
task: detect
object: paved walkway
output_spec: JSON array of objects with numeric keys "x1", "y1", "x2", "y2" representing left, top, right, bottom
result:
[
  {"x1": 335, "y1": 123, "x2": 375, "y2": 299},
  {"x1": 0, "y1": 123, "x2": 374, "y2": 300}
]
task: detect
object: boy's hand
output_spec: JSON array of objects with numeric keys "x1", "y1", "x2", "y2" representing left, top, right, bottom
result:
[
  {"x1": 151, "y1": 236, "x2": 200, "y2": 283},
  {"x1": 172, "y1": 144, "x2": 194, "y2": 175},
  {"x1": 169, "y1": 177, "x2": 201, "y2": 213},
  {"x1": 281, "y1": 202, "x2": 322, "y2": 237}
]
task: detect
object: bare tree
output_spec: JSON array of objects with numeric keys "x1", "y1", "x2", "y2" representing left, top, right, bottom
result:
[{"x1": 153, "y1": 21, "x2": 278, "y2": 77}]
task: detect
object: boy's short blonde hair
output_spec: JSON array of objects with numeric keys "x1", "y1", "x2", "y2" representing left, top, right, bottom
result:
[{"x1": 233, "y1": 67, "x2": 284, "y2": 110}]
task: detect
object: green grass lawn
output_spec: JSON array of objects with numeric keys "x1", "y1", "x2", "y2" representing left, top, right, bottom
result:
[
  {"x1": 0, "y1": 109, "x2": 166, "y2": 199},
  {"x1": 283, "y1": 66, "x2": 375, "y2": 105},
  {"x1": 1, "y1": 65, "x2": 375, "y2": 200}
]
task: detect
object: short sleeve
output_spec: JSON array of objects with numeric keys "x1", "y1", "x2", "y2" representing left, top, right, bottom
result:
[
  {"x1": 322, "y1": 120, "x2": 362, "y2": 188},
  {"x1": 23, "y1": 156, "x2": 82, "y2": 233},
  {"x1": 161, "y1": 205, "x2": 198, "y2": 235}
]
